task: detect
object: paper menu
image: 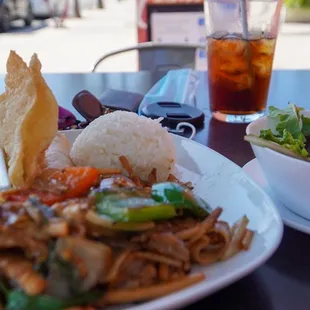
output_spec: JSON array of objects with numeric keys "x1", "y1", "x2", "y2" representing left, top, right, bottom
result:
[{"x1": 150, "y1": 12, "x2": 207, "y2": 70}]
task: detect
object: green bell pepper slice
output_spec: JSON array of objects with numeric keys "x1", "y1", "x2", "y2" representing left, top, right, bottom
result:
[
  {"x1": 151, "y1": 182, "x2": 211, "y2": 218},
  {"x1": 95, "y1": 192, "x2": 176, "y2": 223}
]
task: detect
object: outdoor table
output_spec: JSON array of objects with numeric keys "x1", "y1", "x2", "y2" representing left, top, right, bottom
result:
[{"x1": 1, "y1": 70, "x2": 309, "y2": 310}]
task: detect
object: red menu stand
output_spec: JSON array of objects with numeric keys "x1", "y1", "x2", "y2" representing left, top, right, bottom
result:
[{"x1": 136, "y1": 0, "x2": 207, "y2": 70}]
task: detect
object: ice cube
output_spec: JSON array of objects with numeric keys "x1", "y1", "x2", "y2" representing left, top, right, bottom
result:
[
  {"x1": 252, "y1": 55, "x2": 272, "y2": 77},
  {"x1": 219, "y1": 59, "x2": 249, "y2": 75},
  {"x1": 213, "y1": 70, "x2": 253, "y2": 90},
  {"x1": 210, "y1": 38, "x2": 247, "y2": 58},
  {"x1": 234, "y1": 73, "x2": 253, "y2": 90},
  {"x1": 223, "y1": 39, "x2": 247, "y2": 55},
  {"x1": 256, "y1": 39, "x2": 276, "y2": 56}
]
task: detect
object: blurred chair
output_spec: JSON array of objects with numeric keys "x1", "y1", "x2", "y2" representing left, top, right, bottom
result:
[{"x1": 91, "y1": 42, "x2": 206, "y2": 72}]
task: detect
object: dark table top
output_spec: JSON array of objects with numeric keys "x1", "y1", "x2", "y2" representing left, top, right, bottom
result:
[{"x1": 1, "y1": 70, "x2": 310, "y2": 309}]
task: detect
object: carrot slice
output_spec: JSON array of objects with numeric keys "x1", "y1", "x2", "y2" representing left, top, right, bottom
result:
[
  {"x1": 1, "y1": 167, "x2": 100, "y2": 206},
  {"x1": 52, "y1": 167, "x2": 100, "y2": 199}
]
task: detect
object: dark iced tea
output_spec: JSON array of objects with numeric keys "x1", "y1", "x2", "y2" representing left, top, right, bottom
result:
[{"x1": 207, "y1": 36, "x2": 276, "y2": 120}]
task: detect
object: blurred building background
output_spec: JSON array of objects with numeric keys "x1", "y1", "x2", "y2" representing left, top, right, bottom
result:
[{"x1": 0, "y1": 0, "x2": 309, "y2": 73}]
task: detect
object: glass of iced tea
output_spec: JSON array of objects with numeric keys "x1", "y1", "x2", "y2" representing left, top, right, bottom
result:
[{"x1": 204, "y1": 0, "x2": 284, "y2": 123}]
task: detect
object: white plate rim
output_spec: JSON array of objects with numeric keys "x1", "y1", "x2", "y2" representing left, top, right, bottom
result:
[{"x1": 243, "y1": 158, "x2": 310, "y2": 235}]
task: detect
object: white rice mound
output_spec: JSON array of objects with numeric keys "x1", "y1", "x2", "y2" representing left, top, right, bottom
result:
[{"x1": 70, "y1": 111, "x2": 176, "y2": 182}]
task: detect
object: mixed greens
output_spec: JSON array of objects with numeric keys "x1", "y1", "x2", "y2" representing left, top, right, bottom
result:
[
  {"x1": 245, "y1": 103, "x2": 310, "y2": 161},
  {"x1": 0, "y1": 278, "x2": 103, "y2": 310}
]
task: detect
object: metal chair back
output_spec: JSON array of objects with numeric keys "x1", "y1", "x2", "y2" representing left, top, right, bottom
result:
[{"x1": 91, "y1": 42, "x2": 205, "y2": 72}]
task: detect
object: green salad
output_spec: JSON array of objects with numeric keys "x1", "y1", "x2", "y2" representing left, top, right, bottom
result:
[{"x1": 244, "y1": 103, "x2": 310, "y2": 161}]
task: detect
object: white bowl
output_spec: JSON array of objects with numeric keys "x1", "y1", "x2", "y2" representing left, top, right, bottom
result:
[{"x1": 246, "y1": 111, "x2": 310, "y2": 220}]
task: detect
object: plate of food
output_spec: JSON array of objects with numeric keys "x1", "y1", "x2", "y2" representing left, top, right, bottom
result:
[{"x1": 0, "y1": 51, "x2": 283, "y2": 310}]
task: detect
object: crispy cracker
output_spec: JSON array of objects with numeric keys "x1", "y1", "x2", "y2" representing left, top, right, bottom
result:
[{"x1": 0, "y1": 51, "x2": 58, "y2": 187}]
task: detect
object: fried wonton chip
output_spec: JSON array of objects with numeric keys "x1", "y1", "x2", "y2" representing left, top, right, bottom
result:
[{"x1": 0, "y1": 51, "x2": 58, "y2": 187}]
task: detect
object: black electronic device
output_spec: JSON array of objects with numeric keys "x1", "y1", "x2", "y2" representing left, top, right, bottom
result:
[{"x1": 140, "y1": 101, "x2": 204, "y2": 128}]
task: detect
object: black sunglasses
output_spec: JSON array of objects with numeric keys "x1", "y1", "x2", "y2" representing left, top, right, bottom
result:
[{"x1": 72, "y1": 90, "x2": 105, "y2": 122}]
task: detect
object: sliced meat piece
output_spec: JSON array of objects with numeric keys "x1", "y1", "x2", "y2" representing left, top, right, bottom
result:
[
  {"x1": 111, "y1": 254, "x2": 157, "y2": 289},
  {"x1": 147, "y1": 233, "x2": 190, "y2": 262},
  {"x1": 0, "y1": 254, "x2": 46, "y2": 295},
  {"x1": 51, "y1": 198, "x2": 90, "y2": 223},
  {"x1": 0, "y1": 227, "x2": 48, "y2": 262},
  {"x1": 47, "y1": 237, "x2": 112, "y2": 298},
  {"x1": 0, "y1": 201, "x2": 30, "y2": 226},
  {"x1": 99, "y1": 175, "x2": 136, "y2": 190},
  {"x1": 131, "y1": 217, "x2": 200, "y2": 242},
  {"x1": 51, "y1": 199, "x2": 91, "y2": 236}
]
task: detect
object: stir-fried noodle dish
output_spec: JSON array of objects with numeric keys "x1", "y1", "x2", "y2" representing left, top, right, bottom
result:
[
  {"x1": 0, "y1": 51, "x2": 254, "y2": 309},
  {"x1": 0, "y1": 156, "x2": 254, "y2": 309}
]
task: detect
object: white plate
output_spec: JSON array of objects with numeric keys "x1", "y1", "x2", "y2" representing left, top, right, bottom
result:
[
  {"x1": 61, "y1": 130, "x2": 283, "y2": 310},
  {"x1": 243, "y1": 158, "x2": 310, "y2": 235}
]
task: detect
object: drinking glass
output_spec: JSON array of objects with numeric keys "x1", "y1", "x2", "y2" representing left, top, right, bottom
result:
[{"x1": 204, "y1": 0, "x2": 284, "y2": 123}]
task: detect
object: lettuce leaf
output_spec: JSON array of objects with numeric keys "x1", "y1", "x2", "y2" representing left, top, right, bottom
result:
[
  {"x1": 267, "y1": 103, "x2": 310, "y2": 138},
  {"x1": 267, "y1": 104, "x2": 304, "y2": 139},
  {"x1": 259, "y1": 129, "x2": 308, "y2": 157},
  {"x1": 302, "y1": 115, "x2": 310, "y2": 137}
]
